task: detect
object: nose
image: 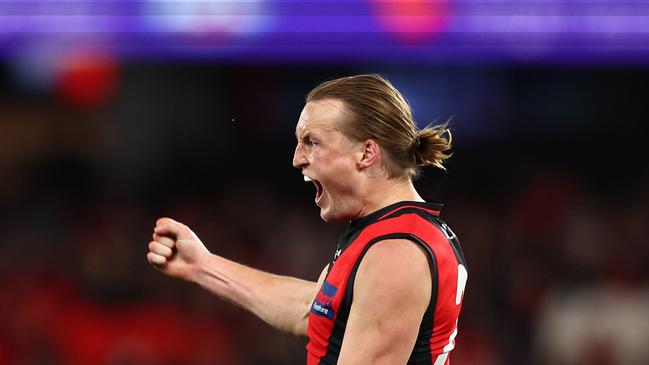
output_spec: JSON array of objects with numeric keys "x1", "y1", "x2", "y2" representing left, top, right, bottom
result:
[{"x1": 292, "y1": 142, "x2": 308, "y2": 168}]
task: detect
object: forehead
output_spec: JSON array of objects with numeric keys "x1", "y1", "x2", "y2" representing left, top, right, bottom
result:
[{"x1": 295, "y1": 99, "x2": 349, "y2": 137}]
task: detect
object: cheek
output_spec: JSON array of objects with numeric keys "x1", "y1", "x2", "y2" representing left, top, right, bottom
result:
[
  {"x1": 311, "y1": 148, "x2": 332, "y2": 167},
  {"x1": 326, "y1": 163, "x2": 358, "y2": 194},
  {"x1": 314, "y1": 147, "x2": 357, "y2": 182}
]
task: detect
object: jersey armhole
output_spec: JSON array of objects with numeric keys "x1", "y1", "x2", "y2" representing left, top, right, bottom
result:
[{"x1": 340, "y1": 232, "x2": 439, "y2": 334}]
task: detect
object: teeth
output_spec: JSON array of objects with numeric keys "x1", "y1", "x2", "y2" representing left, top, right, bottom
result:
[{"x1": 304, "y1": 175, "x2": 312, "y2": 182}]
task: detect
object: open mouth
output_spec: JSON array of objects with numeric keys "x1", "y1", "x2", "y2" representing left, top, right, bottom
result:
[{"x1": 304, "y1": 175, "x2": 324, "y2": 203}]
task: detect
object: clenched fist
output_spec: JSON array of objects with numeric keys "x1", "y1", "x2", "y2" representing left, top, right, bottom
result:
[{"x1": 147, "y1": 217, "x2": 210, "y2": 282}]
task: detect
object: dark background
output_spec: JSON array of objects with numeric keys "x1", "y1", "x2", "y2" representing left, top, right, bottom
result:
[{"x1": 1, "y1": 60, "x2": 648, "y2": 365}]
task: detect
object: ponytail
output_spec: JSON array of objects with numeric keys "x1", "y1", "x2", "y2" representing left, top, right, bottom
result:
[{"x1": 412, "y1": 122, "x2": 452, "y2": 173}]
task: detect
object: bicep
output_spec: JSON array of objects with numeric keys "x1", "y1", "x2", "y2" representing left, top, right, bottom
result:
[{"x1": 337, "y1": 239, "x2": 432, "y2": 365}]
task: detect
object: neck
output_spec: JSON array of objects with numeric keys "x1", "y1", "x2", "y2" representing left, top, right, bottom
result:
[{"x1": 357, "y1": 176, "x2": 423, "y2": 218}]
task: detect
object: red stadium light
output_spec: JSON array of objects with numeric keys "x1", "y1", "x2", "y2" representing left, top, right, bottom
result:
[
  {"x1": 370, "y1": 0, "x2": 452, "y2": 43},
  {"x1": 56, "y1": 52, "x2": 118, "y2": 108}
]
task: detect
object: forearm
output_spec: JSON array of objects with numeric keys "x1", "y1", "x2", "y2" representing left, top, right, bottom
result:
[{"x1": 192, "y1": 253, "x2": 316, "y2": 336}]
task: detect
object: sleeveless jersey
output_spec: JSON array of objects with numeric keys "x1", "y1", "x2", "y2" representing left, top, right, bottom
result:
[{"x1": 306, "y1": 201, "x2": 468, "y2": 365}]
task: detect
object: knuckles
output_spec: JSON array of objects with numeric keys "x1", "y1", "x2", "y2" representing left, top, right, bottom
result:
[
  {"x1": 147, "y1": 252, "x2": 163, "y2": 264},
  {"x1": 148, "y1": 241, "x2": 158, "y2": 252}
]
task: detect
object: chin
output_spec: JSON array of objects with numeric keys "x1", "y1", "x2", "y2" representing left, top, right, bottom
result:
[
  {"x1": 319, "y1": 210, "x2": 335, "y2": 223},
  {"x1": 318, "y1": 206, "x2": 335, "y2": 222}
]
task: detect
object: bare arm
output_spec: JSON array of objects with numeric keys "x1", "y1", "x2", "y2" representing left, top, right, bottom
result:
[
  {"x1": 193, "y1": 254, "x2": 328, "y2": 335},
  {"x1": 147, "y1": 217, "x2": 327, "y2": 336},
  {"x1": 336, "y1": 239, "x2": 432, "y2": 365}
]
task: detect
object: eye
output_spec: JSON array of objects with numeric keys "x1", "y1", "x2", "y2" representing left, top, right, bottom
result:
[{"x1": 304, "y1": 136, "x2": 318, "y2": 146}]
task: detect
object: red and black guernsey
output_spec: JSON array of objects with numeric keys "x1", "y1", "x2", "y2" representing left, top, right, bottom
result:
[{"x1": 306, "y1": 201, "x2": 468, "y2": 365}]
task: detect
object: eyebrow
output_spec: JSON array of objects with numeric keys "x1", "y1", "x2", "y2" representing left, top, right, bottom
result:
[{"x1": 295, "y1": 127, "x2": 313, "y2": 139}]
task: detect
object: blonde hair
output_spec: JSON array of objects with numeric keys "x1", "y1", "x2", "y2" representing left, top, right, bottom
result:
[{"x1": 307, "y1": 74, "x2": 452, "y2": 179}]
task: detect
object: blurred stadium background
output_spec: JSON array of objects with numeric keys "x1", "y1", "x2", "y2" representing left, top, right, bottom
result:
[{"x1": 1, "y1": 1, "x2": 649, "y2": 364}]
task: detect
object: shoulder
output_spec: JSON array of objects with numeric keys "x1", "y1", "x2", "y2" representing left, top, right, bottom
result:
[
  {"x1": 360, "y1": 238, "x2": 431, "y2": 275},
  {"x1": 355, "y1": 238, "x2": 432, "y2": 303},
  {"x1": 345, "y1": 238, "x2": 432, "y2": 347}
]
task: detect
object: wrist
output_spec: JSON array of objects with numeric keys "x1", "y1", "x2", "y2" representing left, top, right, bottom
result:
[{"x1": 189, "y1": 249, "x2": 211, "y2": 284}]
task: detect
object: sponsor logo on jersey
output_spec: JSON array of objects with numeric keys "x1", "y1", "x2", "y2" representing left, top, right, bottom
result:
[{"x1": 310, "y1": 280, "x2": 337, "y2": 320}]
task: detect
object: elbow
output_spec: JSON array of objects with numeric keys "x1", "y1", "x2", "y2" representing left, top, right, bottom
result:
[
  {"x1": 291, "y1": 314, "x2": 309, "y2": 337},
  {"x1": 288, "y1": 307, "x2": 310, "y2": 337}
]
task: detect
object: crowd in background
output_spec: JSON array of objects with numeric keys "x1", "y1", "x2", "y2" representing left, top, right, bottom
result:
[{"x1": 0, "y1": 65, "x2": 647, "y2": 365}]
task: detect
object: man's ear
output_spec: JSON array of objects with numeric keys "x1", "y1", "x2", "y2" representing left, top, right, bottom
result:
[{"x1": 357, "y1": 139, "x2": 381, "y2": 170}]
